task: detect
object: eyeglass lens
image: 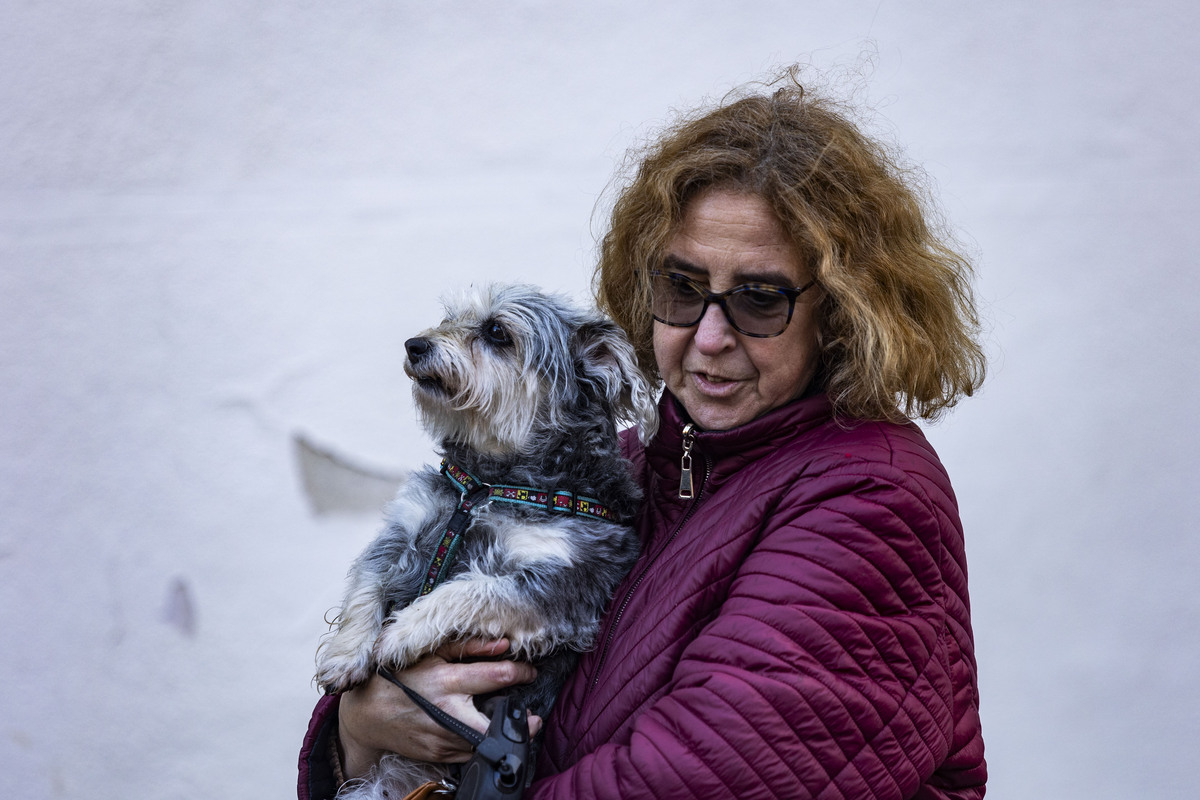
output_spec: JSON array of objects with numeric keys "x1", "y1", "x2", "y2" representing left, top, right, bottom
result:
[{"x1": 651, "y1": 273, "x2": 793, "y2": 336}]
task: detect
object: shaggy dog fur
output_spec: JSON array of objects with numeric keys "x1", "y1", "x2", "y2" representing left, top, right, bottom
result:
[{"x1": 314, "y1": 284, "x2": 657, "y2": 798}]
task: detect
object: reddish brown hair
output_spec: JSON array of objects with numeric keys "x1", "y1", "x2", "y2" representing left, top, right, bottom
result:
[{"x1": 596, "y1": 76, "x2": 985, "y2": 421}]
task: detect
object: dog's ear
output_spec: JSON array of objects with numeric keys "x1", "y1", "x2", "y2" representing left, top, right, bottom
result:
[{"x1": 573, "y1": 317, "x2": 659, "y2": 442}]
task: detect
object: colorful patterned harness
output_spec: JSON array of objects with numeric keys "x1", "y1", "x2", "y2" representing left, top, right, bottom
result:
[{"x1": 418, "y1": 458, "x2": 620, "y2": 596}]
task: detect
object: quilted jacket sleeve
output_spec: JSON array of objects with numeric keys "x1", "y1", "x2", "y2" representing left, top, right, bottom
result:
[
  {"x1": 528, "y1": 454, "x2": 980, "y2": 800},
  {"x1": 298, "y1": 693, "x2": 342, "y2": 800}
]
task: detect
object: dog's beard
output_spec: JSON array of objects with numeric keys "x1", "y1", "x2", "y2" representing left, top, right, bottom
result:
[{"x1": 411, "y1": 362, "x2": 543, "y2": 454}]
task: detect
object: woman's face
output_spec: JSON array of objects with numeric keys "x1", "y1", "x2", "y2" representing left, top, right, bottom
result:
[{"x1": 652, "y1": 189, "x2": 821, "y2": 431}]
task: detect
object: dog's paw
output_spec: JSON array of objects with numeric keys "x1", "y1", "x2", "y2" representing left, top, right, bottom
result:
[
  {"x1": 314, "y1": 654, "x2": 372, "y2": 694},
  {"x1": 315, "y1": 632, "x2": 376, "y2": 693},
  {"x1": 372, "y1": 624, "x2": 421, "y2": 671},
  {"x1": 372, "y1": 614, "x2": 439, "y2": 671}
]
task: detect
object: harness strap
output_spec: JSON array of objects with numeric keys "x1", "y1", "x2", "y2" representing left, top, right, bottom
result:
[
  {"x1": 419, "y1": 477, "x2": 490, "y2": 597},
  {"x1": 441, "y1": 459, "x2": 619, "y2": 522},
  {"x1": 418, "y1": 459, "x2": 621, "y2": 597}
]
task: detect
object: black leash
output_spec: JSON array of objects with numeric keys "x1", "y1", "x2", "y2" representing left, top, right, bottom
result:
[
  {"x1": 376, "y1": 665, "x2": 531, "y2": 798},
  {"x1": 376, "y1": 665, "x2": 483, "y2": 747}
]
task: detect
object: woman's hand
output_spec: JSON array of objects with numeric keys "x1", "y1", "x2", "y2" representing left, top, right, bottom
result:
[{"x1": 337, "y1": 639, "x2": 543, "y2": 779}]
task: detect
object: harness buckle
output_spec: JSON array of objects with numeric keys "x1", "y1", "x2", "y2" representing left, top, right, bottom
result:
[
  {"x1": 547, "y1": 490, "x2": 576, "y2": 515},
  {"x1": 466, "y1": 482, "x2": 492, "y2": 507}
]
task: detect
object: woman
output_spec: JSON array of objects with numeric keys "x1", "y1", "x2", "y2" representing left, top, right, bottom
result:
[{"x1": 300, "y1": 77, "x2": 987, "y2": 800}]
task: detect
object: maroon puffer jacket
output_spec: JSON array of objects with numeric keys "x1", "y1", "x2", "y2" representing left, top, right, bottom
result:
[
  {"x1": 298, "y1": 392, "x2": 986, "y2": 800},
  {"x1": 529, "y1": 392, "x2": 986, "y2": 799}
]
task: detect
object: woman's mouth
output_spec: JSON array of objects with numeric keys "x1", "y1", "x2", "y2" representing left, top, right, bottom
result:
[{"x1": 691, "y1": 371, "x2": 742, "y2": 396}]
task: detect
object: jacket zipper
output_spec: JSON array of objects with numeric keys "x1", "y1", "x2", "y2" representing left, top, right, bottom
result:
[
  {"x1": 588, "y1": 423, "x2": 711, "y2": 691},
  {"x1": 678, "y1": 423, "x2": 697, "y2": 499}
]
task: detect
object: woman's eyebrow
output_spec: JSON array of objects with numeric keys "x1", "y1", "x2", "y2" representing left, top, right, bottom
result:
[
  {"x1": 661, "y1": 254, "x2": 706, "y2": 276},
  {"x1": 661, "y1": 254, "x2": 796, "y2": 288}
]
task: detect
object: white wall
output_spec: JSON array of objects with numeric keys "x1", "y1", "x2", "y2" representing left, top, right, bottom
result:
[{"x1": 3, "y1": 2, "x2": 1197, "y2": 798}]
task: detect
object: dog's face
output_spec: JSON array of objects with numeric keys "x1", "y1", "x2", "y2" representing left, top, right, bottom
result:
[{"x1": 404, "y1": 284, "x2": 658, "y2": 454}]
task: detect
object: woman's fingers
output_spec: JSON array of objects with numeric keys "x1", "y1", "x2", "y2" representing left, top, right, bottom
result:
[
  {"x1": 336, "y1": 647, "x2": 540, "y2": 777},
  {"x1": 442, "y1": 657, "x2": 538, "y2": 699},
  {"x1": 435, "y1": 637, "x2": 512, "y2": 660}
]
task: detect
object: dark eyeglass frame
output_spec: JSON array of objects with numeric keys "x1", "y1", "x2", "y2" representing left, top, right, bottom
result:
[{"x1": 648, "y1": 269, "x2": 819, "y2": 338}]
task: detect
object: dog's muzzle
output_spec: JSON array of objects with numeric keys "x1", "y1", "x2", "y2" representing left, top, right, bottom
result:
[
  {"x1": 405, "y1": 337, "x2": 432, "y2": 364},
  {"x1": 405, "y1": 337, "x2": 449, "y2": 395}
]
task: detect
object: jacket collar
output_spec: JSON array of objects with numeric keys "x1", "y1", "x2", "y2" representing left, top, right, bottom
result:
[{"x1": 645, "y1": 390, "x2": 835, "y2": 493}]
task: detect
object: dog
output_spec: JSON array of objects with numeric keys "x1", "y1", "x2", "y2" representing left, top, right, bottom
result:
[{"x1": 314, "y1": 284, "x2": 657, "y2": 798}]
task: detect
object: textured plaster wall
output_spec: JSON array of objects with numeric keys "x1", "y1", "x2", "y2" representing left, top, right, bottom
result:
[{"x1": 2, "y1": 2, "x2": 1198, "y2": 798}]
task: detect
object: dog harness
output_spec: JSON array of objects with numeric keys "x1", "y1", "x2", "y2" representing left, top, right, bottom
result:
[{"x1": 419, "y1": 458, "x2": 620, "y2": 596}]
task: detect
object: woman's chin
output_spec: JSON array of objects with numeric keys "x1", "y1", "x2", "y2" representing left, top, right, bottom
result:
[{"x1": 678, "y1": 389, "x2": 757, "y2": 431}]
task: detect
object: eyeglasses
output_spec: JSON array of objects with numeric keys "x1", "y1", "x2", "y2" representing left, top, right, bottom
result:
[{"x1": 648, "y1": 270, "x2": 818, "y2": 338}]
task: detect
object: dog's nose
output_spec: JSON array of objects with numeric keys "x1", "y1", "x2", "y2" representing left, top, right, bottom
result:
[{"x1": 405, "y1": 337, "x2": 432, "y2": 363}]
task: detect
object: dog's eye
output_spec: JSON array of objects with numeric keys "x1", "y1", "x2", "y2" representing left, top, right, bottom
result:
[{"x1": 481, "y1": 320, "x2": 512, "y2": 347}]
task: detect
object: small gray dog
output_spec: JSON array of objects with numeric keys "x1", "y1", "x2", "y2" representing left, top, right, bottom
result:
[{"x1": 314, "y1": 284, "x2": 657, "y2": 798}]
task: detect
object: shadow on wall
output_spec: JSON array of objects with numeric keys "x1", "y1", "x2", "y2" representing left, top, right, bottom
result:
[
  {"x1": 293, "y1": 433, "x2": 404, "y2": 517},
  {"x1": 162, "y1": 576, "x2": 198, "y2": 637}
]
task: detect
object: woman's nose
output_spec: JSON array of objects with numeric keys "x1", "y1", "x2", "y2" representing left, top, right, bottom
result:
[{"x1": 692, "y1": 302, "x2": 736, "y2": 352}]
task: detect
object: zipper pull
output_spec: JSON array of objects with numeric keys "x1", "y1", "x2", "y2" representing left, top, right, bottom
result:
[{"x1": 679, "y1": 423, "x2": 696, "y2": 499}]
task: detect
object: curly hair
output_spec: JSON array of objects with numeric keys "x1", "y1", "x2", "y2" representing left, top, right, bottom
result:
[{"x1": 595, "y1": 75, "x2": 986, "y2": 422}]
